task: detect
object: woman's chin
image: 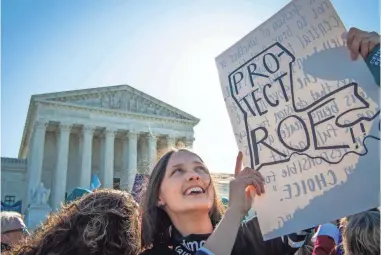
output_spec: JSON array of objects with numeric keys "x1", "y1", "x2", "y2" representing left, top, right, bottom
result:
[{"x1": 179, "y1": 198, "x2": 213, "y2": 212}]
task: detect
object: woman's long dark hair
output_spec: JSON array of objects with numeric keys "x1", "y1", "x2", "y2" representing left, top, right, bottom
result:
[{"x1": 140, "y1": 149, "x2": 225, "y2": 249}]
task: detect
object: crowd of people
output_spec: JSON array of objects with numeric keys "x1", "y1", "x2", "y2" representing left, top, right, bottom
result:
[{"x1": 1, "y1": 27, "x2": 380, "y2": 255}]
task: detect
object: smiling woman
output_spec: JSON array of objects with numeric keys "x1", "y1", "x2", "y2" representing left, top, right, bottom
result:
[
  {"x1": 140, "y1": 149, "x2": 312, "y2": 255},
  {"x1": 140, "y1": 149, "x2": 224, "y2": 253}
]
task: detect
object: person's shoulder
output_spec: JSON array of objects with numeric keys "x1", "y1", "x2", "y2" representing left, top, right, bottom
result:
[{"x1": 139, "y1": 246, "x2": 173, "y2": 255}]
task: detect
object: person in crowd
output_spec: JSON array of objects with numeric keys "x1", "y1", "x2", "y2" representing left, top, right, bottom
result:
[
  {"x1": 311, "y1": 222, "x2": 338, "y2": 255},
  {"x1": 311, "y1": 210, "x2": 380, "y2": 255},
  {"x1": 140, "y1": 149, "x2": 311, "y2": 255},
  {"x1": 1, "y1": 211, "x2": 29, "y2": 253},
  {"x1": 13, "y1": 189, "x2": 141, "y2": 255},
  {"x1": 340, "y1": 210, "x2": 380, "y2": 255}
]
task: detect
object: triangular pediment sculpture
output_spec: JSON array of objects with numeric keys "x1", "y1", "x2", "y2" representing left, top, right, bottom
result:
[{"x1": 33, "y1": 85, "x2": 198, "y2": 122}]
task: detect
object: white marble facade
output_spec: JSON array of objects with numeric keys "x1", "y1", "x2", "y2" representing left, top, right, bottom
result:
[{"x1": 1, "y1": 85, "x2": 199, "y2": 212}]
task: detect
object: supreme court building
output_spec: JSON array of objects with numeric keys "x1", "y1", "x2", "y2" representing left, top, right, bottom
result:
[{"x1": 1, "y1": 85, "x2": 199, "y2": 212}]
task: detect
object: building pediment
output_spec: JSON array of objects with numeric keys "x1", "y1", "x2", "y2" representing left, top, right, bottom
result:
[
  {"x1": 19, "y1": 85, "x2": 199, "y2": 158},
  {"x1": 33, "y1": 85, "x2": 199, "y2": 122}
]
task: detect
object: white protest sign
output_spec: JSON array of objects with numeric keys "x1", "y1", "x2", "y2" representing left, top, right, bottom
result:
[{"x1": 216, "y1": 0, "x2": 380, "y2": 240}]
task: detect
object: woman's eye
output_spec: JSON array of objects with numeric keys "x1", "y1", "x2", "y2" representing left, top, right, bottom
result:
[
  {"x1": 173, "y1": 168, "x2": 183, "y2": 174},
  {"x1": 196, "y1": 166, "x2": 208, "y2": 173}
]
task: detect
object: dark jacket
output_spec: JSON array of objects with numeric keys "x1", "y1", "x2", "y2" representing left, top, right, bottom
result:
[{"x1": 140, "y1": 217, "x2": 309, "y2": 255}]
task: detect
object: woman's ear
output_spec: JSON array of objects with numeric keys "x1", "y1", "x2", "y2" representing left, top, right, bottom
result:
[{"x1": 157, "y1": 197, "x2": 165, "y2": 208}]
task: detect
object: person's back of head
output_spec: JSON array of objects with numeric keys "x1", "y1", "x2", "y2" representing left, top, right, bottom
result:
[
  {"x1": 341, "y1": 211, "x2": 380, "y2": 255},
  {"x1": 14, "y1": 189, "x2": 141, "y2": 255},
  {"x1": 1, "y1": 211, "x2": 29, "y2": 252}
]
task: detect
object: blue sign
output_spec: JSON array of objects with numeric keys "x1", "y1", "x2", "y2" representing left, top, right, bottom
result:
[
  {"x1": 90, "y1": 174, "x2": 101, "y2": 191},
  {"x1": 1, "y1": 200, "x2": 22, "y2": 213}
]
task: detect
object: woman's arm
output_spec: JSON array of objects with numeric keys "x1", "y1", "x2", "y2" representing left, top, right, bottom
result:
[
  {"x1": 197, "y1": 208, "x2": 245, "y2": 255},
  {"x1": 197, "y1": 152, "x2": 265, "y2": 255}
]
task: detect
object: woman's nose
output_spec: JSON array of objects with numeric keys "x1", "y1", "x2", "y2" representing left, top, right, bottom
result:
[{"x1": 187, "y1": 171, "x2": 200, "y2": 181}]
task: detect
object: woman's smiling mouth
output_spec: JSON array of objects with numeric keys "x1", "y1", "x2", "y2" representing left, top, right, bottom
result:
[{"x1": 184, "y1": 186, "x2": 205, "y2": 195}]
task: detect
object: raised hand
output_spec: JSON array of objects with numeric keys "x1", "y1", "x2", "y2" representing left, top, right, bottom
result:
[{"x1": 229, "y1": 151, "x2": 265, "y2": 216}]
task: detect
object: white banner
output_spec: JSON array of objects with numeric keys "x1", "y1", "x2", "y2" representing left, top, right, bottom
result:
[{"x1": 216, "y1": 0, "x2": 380, "y2": 240}]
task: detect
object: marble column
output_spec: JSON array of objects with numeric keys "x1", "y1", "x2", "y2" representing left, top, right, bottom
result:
[
  {"x1": 139, "y1": 135, "x2": 148, "y2": 173},
  {"x1": 99, "y1": 136, "x2": 105, "y2": 184},
  {"x1": 52, "y1": 123, "x2": 72, "y2": 210},
  {"x1": 27, "y1": 120, "x2": 48, "y2": 205},
  {"x1": 184, "y1": 137, "x2": 194, "y2": 150},
  {"x1": 79, "y1": 125, "x2": 95, "y2": 188},
  {"x1": 120, "y1": 134, "x2": 129, "y2": 191},
  {"x1": 148, "y1": 135, "x2": 157, "y2": 172},
  {"x1": 127, "y1": 132, "x2": 138, "y2": 191},
  {"x1": 103, "y1": 128, "x2": 116, "y2": 188},
  {"x1": 167, "y1": 135, "x2": 177, "y2": 150}
]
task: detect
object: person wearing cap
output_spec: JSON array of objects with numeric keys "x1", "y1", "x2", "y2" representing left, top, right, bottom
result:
[{"x1": 1, "y1": 211, "x2": 29, "y2": 253}]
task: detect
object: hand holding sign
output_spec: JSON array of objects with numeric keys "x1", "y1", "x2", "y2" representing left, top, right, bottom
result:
[
  {"x1": 346, "y1": 27, "x2": 380, "y2": 60},
  {"x1": 217, "y1": 0, "x2": 379, "y2": 241}
]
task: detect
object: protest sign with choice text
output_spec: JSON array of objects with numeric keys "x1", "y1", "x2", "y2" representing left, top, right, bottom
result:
[{"x1": 216, "y1": 0, "x2": 380, "y2": 240}]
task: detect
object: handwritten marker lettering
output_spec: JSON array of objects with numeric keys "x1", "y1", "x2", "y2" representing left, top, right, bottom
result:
[
  {"x1": 228, "y1": 42, "x2": 380, "y2": 170},
  {"x1": 217, "y1": 0, "x2": 380, "y2": 241},
  {"x1": 360, "y1": 123, "x2": 366, "y2": 136},
  {"x1": 349, "y1": 128, "x2": 357, "y2": 149}
]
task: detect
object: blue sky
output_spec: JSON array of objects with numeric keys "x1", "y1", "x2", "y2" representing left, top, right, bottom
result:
[{"x1": 1, "y1": 0, "x2": 380, "y2": 173}]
